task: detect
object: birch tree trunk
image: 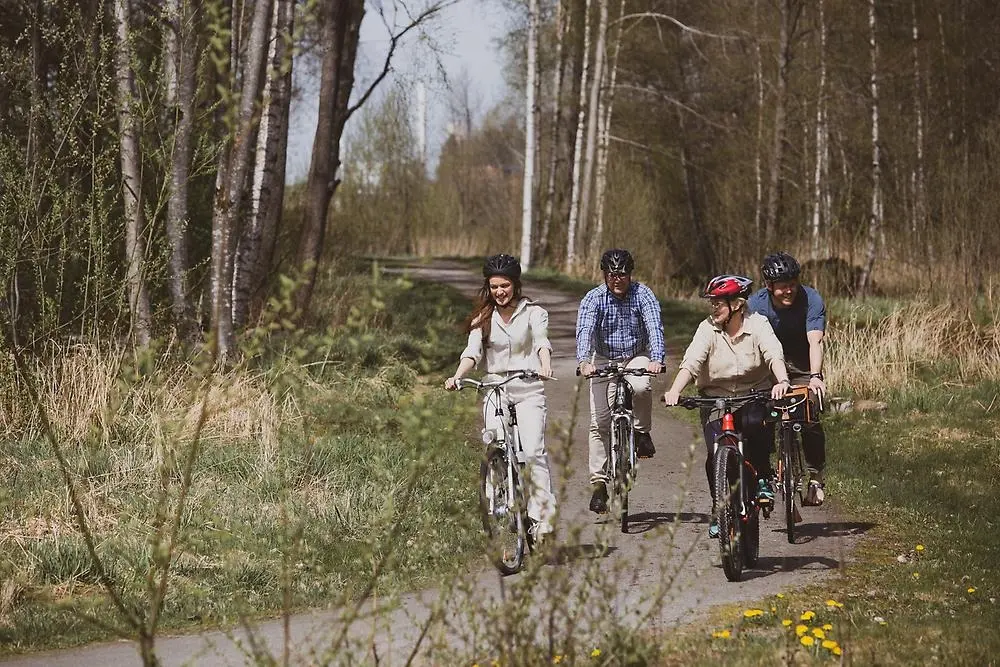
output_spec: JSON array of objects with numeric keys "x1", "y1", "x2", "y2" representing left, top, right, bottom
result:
[
  {"x1": 233, "y1": 0, "x2": 294, "y2": 328},
  {"x1": 578, "y1": 0, "x2": 608, "y2": 248},
  {"x1": 764, "y1": 0, "x2": 794, "y2": 248},
  {"x1": 519, "y1": 0, "x2": 539, "y2": 270},
  {"x1": 752, "y1": 0, "x2": 764, "y2": 242},
  {"x1": 909, "y1": 0, "x2": 926, "y2": 245},
  {"x1": 163, "y1": 0, "x2": 197, "y2": 338},
  {"x1": 538, "y1": 0, "x2": 567, "y2": 264},
  {"x1": 565, "y1": 0, "x2": 593, "y2": 273},
  {"x1": 810, "y1": 0, "x2": 828, "y2": 258},
  {"x1": 209, "y1": 0, "x2": 273, "y2": 360},
  {"x1": 859, "y1": 0, "x2": 882, "y2": 296},
  {"x1": 112, "y1": 0, "x2": 152, "y2": 348},
  {"x1": 589, "y1": 0, "x2": 626, "y2": 262}
]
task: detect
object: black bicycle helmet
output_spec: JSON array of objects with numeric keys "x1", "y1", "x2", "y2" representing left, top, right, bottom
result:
[
  {"x1": 600, "y1": 248, "x2": 635, "y2": 274},
  {"x1": 482, "y1": 253, "x2": 522, "y2": 280},
  {"x1": 760, "y1": 252, "x2": 801, "y2": 282},
  {"x1": 703, "y1": 275, "x2": 754, "y2": 300}
]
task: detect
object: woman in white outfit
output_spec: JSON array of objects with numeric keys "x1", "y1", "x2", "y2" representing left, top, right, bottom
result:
[{"x1": 444, "y1": 254, "x2": 557, "y2": 542}]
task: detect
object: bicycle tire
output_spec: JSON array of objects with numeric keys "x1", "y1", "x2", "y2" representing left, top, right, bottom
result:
[
  {"x1": 781, "y1": 427, "x2": 797, "y2": 544},
  {"x1": 613, "y1": 418, "x2": 632, "y2": 534},
  {"x1": 479, "y1": 449, "x2": 527, "y2": 575},
  {"x1": 713, "y1": 440, "x2": 744, "y2": 582}
]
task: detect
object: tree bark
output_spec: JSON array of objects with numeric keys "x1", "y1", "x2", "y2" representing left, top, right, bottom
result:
[
  {"x1": 296, "y1": 0, "x2": 365, "y2": 316},
  {"x1": 578, "y1": 0, "x2": 608, "y2": 246},
  {"x1": 859, "y1": 0, "x2": 882, "y2": 296},
  {"x1": 520, "y1": 0, "x2": 539, "y2": 269},
  {"x1": 810, "y1": 0, "x2": 828, "y2": 258},
  {"x1": 209, "y1": 0, "x2": 274, "y2": 360},
  {"x1": 112, "y1": 0, "x2": 152, "y2": 348},
  {"x1": 764, "y1": 0, "x2": 801, "y2": 248},
  {"x1": 909, "y1": 0, "x2": 925, "y2": 244},
  {"x1": 233, "y1": 0, "x2": 294, "y2": 329},
  {"x1": 538, "y1": 0, "x2": 568, "y2": 265},
  {"x1": 565, "y1": 0, "x2": 593, "y2": 273},
  {"x1": 163, "y1": 0, "x2": 197, "y2": 338}
]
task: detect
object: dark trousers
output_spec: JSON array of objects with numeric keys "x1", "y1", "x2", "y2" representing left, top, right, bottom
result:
[
  {"x1": 788, "y1": 374, "x2": 826, "y2": 477},
  {"x1": 701, "y1": 403, "x2": 772, "y2": 502}
]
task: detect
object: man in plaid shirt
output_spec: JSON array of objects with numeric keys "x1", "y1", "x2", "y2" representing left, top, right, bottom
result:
[{"x1": 576, "y1": 249, "x2": 665, "y2": 514}]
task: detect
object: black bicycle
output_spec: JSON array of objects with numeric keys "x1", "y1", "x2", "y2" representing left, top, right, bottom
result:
[
  {"x1": 580, "y1": 363, "x2": 661, "y2": 533},
  {"x1": 454, "y1": 370, "x2": 542, "y2": 575},
  {"x1": 770, "y1": 384, "x2": 823, "y2": 544},
  {"x1": 674, "y1": 390, "x2": 771, "y2": 582}
]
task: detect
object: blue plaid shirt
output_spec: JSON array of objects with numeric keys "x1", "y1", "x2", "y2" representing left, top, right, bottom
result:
[{"x1": 575, "y1": 282, "x2": 665, "y2": 363}]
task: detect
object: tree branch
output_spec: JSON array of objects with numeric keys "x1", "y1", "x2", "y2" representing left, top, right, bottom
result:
[{"x1": 613, "y1": 12, "x2": 739, "y2": 40}]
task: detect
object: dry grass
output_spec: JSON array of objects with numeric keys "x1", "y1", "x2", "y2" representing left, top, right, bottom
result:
[{"x1": 828, "y1": 301, "x2": 1000, "y2": 397}]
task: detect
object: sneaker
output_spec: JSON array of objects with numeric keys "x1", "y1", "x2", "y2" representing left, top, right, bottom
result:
[
  {"x1": 589, "y1": 484, "x2": 609, "y2": 514},
  {"x1": 757, "y1": 478, "x2": 775, "y2": 504},
  {"x1": 708, "y1": 518, "x2": 720, "y2": 538},
  {"x1": 635, "y1": 431, "x2": 656, "y2": 458},
  {"x1": 803, "y1": 480, "x2": 825, "y2": 506},
  {"x1": 529, "y1": 521, "x2": 553, "y2": 547}
]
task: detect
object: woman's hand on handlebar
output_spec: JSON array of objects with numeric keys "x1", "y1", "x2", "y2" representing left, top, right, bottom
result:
[
  {"x1": 444, "y1": 376, "x2": 461, "y2": 391},
  {"x1": 662, "y1": 389, "x2": 681, "y2": 406},
  {"x1": 771, "y1": 380, "x2": 790, "y2": 400}
]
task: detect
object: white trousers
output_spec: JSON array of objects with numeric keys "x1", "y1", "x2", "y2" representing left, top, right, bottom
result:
[
  {"x1": 483, "y1": 378, "x2": 557, "y2": 532},
  {"x1": 587, "y1": 355, "x2": 652, "y2": 485}
]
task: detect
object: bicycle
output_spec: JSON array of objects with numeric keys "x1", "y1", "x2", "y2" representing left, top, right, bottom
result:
[
  {"x1": 673, "y1": 390, "x2": 771, "y2": 582},
  {"x1": 579, "y1": 363, "x2": 661, "y2": 534},
  {"x1": 453, "y1": 370, "x2": 543, "y2": 575},
  {"x1": 769, "y1": 384, "x2": 823, "y2": 544}
]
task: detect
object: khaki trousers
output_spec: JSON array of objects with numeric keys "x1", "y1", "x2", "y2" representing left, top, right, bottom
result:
[{"x1": 587, "y1": 355, "x2": 652, "y2": 485}]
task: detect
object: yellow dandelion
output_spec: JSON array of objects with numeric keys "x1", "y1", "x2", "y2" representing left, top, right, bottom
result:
[
  {"x1": 711, "y1": 630, "x2": 731, "y2": 639},
  {"x1": 743, "y1": 608, "x2": 764, "y2": 618},
  {"x1": 833, "y1": 646, "x2": 843, "y2": 656},
  {"x1": 591, "y1": 648, "x2": 602, "y2": 658},
  {"x1": 800, "y1": 610, "x2": 816, "y2": 621},
  {"x1": 912, "y1": 572, "x2": 920, "y2": 579},
  {"x1": 770, "y1": 606, "x2": 777, "y2": 613},
  {"x1": 915, "y1": 544, "x2": 925, "y2": 552},
  {"x1": 968, "y1": 587, "x2": 977, "y2": 594},
  {"x1": 795, "y1": 624, "x2": 809, "y2": 637},
  {"x1": 782, "y1": 619, "x2": 793, "y2": 627},
  {"x1": 822, "y1": 639, "x2": 839, "y2": 650},
  {"x1": 812, "y1": 628, "x2": 826, "y2": 639},
  {"x1": 553, "y1": 657, "x2": 563, "y2": 665},
  {"x1": 800, "y1": 636, "x2": 815, "y2": 647},
  {"x1": 776, "y1": 593, "x2": 785, "y2": 599},
  {"x1": 822, "y1": 623, "x2": 833, "y2": 631},
  {"x1": 825, "y1": 599, "x2": 843, "y2": 608}
]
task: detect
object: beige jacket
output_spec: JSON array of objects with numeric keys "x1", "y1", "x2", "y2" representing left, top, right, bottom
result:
[
  {"x1": 461, "y1": 299, "x2": 552, "y2": 375},
  {"x1": 679, "y1": 311, "x2": 785, "y2": 396}
]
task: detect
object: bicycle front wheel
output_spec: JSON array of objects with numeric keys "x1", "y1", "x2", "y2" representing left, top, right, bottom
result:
[
  {"x1": 781, "y1": 427, "x2": 798, "y2": 544},
  {"x1": 613, "y1": 418, "x2": 632, "y2": 533},
  {"x1": 713, "y1": 441, "x2": 744, "y2": 582},
  {"x1": 479, "y1": 450, "x2": 527, "y2": 575}
]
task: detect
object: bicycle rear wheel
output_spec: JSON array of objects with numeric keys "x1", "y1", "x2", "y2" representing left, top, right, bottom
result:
[
  {"x1": 479, "y1": 449, "x2": 527, "y2": 575},
  {"x1": 613, "y1": 419, "x2": 632, "y2": 534},
  {"x1": 780, "y1": 427, "x2": 798, "y2": 544},
  {"x1": 713, "y1": 440, "x2": 744, "y2": 582}
]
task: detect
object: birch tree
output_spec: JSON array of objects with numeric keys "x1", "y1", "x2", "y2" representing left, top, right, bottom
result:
[
  {"x1": 909, "y1": 0, "x2": 926, "y2": 246},
  {"x1": 163, "y1": 0, "x2": 197, "y2": 338},
  {"x1": 112, "y1": 0, "x2": 152, "y2": 347},
  {"x1": 209, "y1": 0, "x2": 274, "y2": 360},
  {"x1": 810, "y1": 0, "x2": 830, "y2": 258},
  {"x1": 519, "y1": 0, "x2": 539, "y2": 270},
  {"x1": 858, "y1": 0, "x2": 882, "y2": 296},
  {"x1": 578, "y1": 0, "x2": 609, "y2": 246},
  {"x1": 565, "y1": 0, "x2": 593, "y2": 273},
  {"x1": 233, "y1": 0, "x2": 295, "y2": 329},
  {"x1": 538, "y1": 0, "x2": 567, "y2": 264}
]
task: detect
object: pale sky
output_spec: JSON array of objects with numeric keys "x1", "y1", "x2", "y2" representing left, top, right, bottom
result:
[{"x1": 285, "y1": 0, "x2": 513, "y2": 183}]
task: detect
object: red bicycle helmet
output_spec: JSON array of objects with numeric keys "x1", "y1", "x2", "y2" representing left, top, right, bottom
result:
[{"x1": 703, "y1": 275, "x2": 753, "y2": 300}]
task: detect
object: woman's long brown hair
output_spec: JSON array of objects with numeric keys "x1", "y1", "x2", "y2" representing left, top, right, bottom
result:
[{"x1": 464, "y1": 277, "x2": 523, "y2": 348}]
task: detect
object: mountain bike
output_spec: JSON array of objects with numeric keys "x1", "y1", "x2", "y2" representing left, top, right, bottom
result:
[
  {"x1": 580, "y1": 363, "x2": 661, "y2": 534},
  {"x1": 454, "y1": 370, "x2": 543, "y2": 575},
  {"x1": 769, "y1": 384, "x2": 822, "y2": 544},
  {"x1": 674, "y1": 390, "x2": 771, "y2": 582}
]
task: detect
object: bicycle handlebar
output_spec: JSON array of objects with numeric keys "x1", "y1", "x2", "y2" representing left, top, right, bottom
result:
[
  {"x1": 671, "y1": 390, "x2": 771, "y2": 411},
  {"x1": 576, "y1": 362, "x2": 664, "y2": 379},
  {"x1": 453, "y1": 370, "x2": 544, "y2": 392}
]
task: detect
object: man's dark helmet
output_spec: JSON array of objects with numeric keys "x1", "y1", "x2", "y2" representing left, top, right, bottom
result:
[
  {"x1": 761, "y1": 252, "x2": 801, "y2": 282},
  {"x1": 483, "y1": 253, "x2": 522, "y2": 280},
  {"x1": 703, "y1": 275, "x2": 754, "y2": 300},
  {"x1": 600, "y1": 248, "x2": 635, "y2": 274}
]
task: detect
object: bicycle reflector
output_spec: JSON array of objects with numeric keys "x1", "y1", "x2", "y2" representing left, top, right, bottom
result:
[
  {"x1": 722, "y1": 413, "x2": 736, "y2": 432},
  {"x1": 481, "y1": 428, "x2": 503, "y2": 444}
]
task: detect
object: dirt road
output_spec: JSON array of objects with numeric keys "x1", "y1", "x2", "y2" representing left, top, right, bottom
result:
[{"x1": 3, "y1": 260, "x2": 867, "y2": 666}]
